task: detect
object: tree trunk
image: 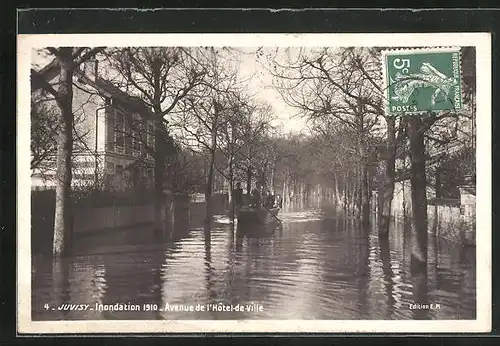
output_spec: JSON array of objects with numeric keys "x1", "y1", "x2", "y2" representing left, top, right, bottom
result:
[
  {"x1": 351, "y1": 171, "x2": 358, "y2": 216},
  {"x1": 378, "y1": 117, "x2": 397, "y2": 237},
  {"x1": 270, "y1": 165, "x2": 275, "y2": 194},
  {"x1": 228, "y1": 130, "x2": 235, "y2": 221},
  {"x1": 205, "y1": 125, "x2": 218, "y2": 229},
  {"x1": 228, "y1": 161, "x2": 234, "y2": 221},
  {"x1": 361, "y1": 163, "x2": 370, "y2": 225},
  {"x1": 343, "y1": 182, "x2": 348, "y2": 212},
  {"x1": 431, "y1": 166, "x2": 441, "y2": 236},
  {"x1": 154, "y1": 118, "x2": 166, "y2": 233},
  {"x1": 345, "y1": 182, "x2": 350, "y2": 213},
  {"x1": 53, "y1": 50, "x2": 74, "y2": 257},
  {"x1": 205, "y1": 157, "x2": 215, "y2": 228},
  {"x1": 358, "y1": 141, "x2": 370, "y2": 226},
  {"x1": 164, "y1": 191, "x2": 174, "y2": 238},
  {"x1": 412, "y1": 272, "x2": 429, "y2": 319},
  {"x1": 227, "y1": 120, "x2": 237, "y2": 216},
  {"x1": 334, "y1": 174, "x2": 341, "y2": 205},
  {"x1": 435, "y1": 166, "x2": 442, "y2": 199},
  {"x1": 282, "y1": 178, "x2": 286, "y2": 204},
  {"x1": 246, "y1": 165, "x2": 252, "y2": 195},
  {"x1": 407, "y1": 116, "x2": 428, "y2": 273}
]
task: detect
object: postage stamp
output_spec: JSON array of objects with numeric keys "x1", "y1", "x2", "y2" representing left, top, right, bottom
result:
[
  {"x1": 17, "y1": 32, "x2": 491, "y2": 334},
  {"x1": 382, "y1": 48, "x2": 463, "y2": 115}
]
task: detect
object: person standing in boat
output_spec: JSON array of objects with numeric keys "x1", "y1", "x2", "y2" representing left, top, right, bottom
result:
[
  {"x1": 265, "y1": 190, "x2": 275, "y2": 209},
  {"x1": 274, "y1": 193, "x2": 283, "y2": 209},
  {"x1": 233, "y1": 182, "x2": 244, "y2": 208},
  {"x1": 250, "y1": 182, "x2": 262, "y2": 208}
]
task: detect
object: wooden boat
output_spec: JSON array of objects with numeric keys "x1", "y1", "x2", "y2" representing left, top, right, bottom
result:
[{"x1": 237, "y1": 205, "x2": 281, "y2": 225}]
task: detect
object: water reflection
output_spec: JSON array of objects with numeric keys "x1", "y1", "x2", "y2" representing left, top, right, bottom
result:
[
  {"x1": 32, "y1": 201, "x2": 476, "y2": 320},
  {"x1": 379, "y1": 235, "x2": 396, "y2": 319},
  {"x1": 411, "y1": 272, "x2": 430, "y2": 320}
]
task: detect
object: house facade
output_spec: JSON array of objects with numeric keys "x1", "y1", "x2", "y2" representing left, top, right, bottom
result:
[{"x1": 31, "y1": 59, "x2": 155, "y2": 191}]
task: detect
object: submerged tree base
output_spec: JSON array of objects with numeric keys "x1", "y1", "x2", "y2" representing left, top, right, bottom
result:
[
  {"x1": 410, "y1": 256, "x2": 428, "y2": 275},
  {"x1": 378, "y1": 215, "x2": 391, "y2": 237}
]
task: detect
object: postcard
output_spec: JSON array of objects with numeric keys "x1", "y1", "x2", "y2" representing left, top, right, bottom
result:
[{"x1": 17, "y1": 32, "x2": 491, "y2": 334}]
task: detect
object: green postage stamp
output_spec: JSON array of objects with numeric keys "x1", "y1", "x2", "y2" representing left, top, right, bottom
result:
[{"x1": 382, "y1": 48, "x2": 463, "y2": 115}]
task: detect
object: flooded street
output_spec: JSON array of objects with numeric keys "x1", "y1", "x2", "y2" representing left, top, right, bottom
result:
[{"x1": 32, "y1": 202, "x2": 476, "y2": 320}]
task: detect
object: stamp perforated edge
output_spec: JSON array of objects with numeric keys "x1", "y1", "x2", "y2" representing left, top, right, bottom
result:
[{"x1": 380, "y1": 46, "x2": 463, "y2": 116}]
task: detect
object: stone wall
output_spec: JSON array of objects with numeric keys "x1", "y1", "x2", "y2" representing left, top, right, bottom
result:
[
  {"x1": 73, "y1": 205, "x2": 155, "y2": 234},
  {"x1": 427, "y1": 204, "x2": 474, "y2": 244},
  {"x1": 31, "y1": 190, "x2": 229, "y2": 254},
  {"x1": 381, "y1": 180, "x2": 476, "y2": 245}
]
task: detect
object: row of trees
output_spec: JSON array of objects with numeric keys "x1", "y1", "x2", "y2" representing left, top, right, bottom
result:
[
  {"x1": 31, "y1": 46, "x2": 476, "y2": 275},
  {"x1": 261, "y1": 46, "x2": 476, "y2": 273},
  {"x1": 31, "y1": 47, "x2": 282, "y2": 256}
]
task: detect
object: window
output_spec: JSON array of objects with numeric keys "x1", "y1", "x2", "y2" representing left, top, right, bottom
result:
[
  {"x1": 106, "y1": 108, "x2": 115, "y2": 152},
  {"x1": 124, "y1": 118, "x2": 132, "y2": 155},
  {"x1": 132, "y1": 122, "x2": 142, "y2": 155},
  {"x1": 115, "y1": 111, "x2": 125, "y2": 149},
  {"x1": 147, "y1": 124, "x2": 154, "y2": 158}
]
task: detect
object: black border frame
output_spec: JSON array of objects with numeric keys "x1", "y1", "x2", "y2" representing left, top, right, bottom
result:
[{"x1": 2, "y1": 6, "x2": 498, "y2": 343}]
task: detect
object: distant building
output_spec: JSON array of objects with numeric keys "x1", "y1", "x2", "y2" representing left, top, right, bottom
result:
[{"x1": 31, "y1": 59, "x2": 155, "y2": 191}]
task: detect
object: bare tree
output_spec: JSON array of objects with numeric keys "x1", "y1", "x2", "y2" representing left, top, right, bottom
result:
[
  {"x1": 307, "y1": 118, "x2": 367, "y2": 210},
  {"x1": 396, "y1": 47, "x2": 475, "y2": 272},
  {"x1": 30, "y1": 95, "x2": 59, "y2": 171},
  {"x1": 232, "y1": 103, "x2": 274, "y2": 194},
  {"x1": 31, "y1": 46, "x2": 105, "y2": 256},
  {"x1": 103, "y1": 47, "x2": 207, "y2": 232},
  {"x1": 265, "y1": 47, "x2": 383, "y2": 225},
  {"x1": 174, "y1": 48, "x2": 245, "y2": 229}
]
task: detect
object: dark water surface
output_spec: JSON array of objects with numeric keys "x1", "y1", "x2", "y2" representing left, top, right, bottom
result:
[{"x1": 32, "y1": 202, "x2": 476, "y2": 320}]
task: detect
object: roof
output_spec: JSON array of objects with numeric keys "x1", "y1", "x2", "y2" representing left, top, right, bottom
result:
[
  {"x1": 76, "y1": 72, "x2": 153, "y2": 119},
  {"x1": 32, "y1": 59, "x2": 153, "y2": 119}
]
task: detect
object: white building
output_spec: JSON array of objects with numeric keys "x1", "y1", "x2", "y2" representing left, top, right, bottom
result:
[{"x1": 31, "y1": 59, "x2": 155, "y2": 191}]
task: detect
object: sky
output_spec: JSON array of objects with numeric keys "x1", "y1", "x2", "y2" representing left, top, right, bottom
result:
[
  {"x1": 31, "y1": 47, "x2": 308, "y2": 134},
  {"x1": 234, "y1": 48, "x2": 307, "y2": 134}
]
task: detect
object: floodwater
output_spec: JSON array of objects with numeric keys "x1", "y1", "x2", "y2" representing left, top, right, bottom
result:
[{"x1": 31, "y1": 201, "x2": 476, "y2": 320}]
